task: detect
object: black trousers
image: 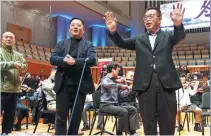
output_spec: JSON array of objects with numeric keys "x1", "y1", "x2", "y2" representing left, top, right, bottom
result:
[
  {"x1": 16, "y1": 103, "x2": 28, "y2": 126},
  {"x1": 55, "y1": 85, "x2": 86, "y2": 135},
  {"x1": 1, "y1": 93, "x2": 18, "y2": 134},
  {"x1": 30, "y1": 100, "x2": 37, "y2": 123},
  {"x1": 138, "y1": 72, "x2": 177, "y2": 135}
]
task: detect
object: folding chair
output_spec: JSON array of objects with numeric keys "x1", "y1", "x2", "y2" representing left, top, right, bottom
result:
[
  {"x1": 33, "y1": 91, "x2": 56, "y2": 133},
  {"x1": 201, "y1": 92, "x2": 210, "y2": 136},
  {"x1": 89, "y1": 91, "x2": 117, "y2": 135}
]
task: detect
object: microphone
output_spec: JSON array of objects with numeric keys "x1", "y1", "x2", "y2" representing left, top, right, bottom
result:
[{"x1": 66, "y1": 56, "x2": 89, "y2": 135}]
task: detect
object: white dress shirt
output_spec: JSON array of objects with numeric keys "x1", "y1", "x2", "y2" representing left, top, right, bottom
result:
[
  {"x1": 85, "y1": 94, "x2": 93, "y2": 102},
  {"x1": 148, "y1": 29, "x2": 160, "y2": 50}
]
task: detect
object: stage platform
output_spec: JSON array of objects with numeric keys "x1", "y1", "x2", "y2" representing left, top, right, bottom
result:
[{"x1": 1, "y1": 114, "x2": 210, "y2": 136}]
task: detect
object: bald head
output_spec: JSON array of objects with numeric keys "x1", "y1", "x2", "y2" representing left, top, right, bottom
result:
[{"x1": 2, "y1": 32, "x2": 16, "y2": 47}]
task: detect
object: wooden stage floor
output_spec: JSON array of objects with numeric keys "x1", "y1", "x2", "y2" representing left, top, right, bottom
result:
[{"x1": 1, "y1": 115, "x2": 210, "y2": 136}]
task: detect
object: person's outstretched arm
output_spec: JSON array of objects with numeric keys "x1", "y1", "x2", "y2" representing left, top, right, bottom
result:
[
  {"x1": 104, "y1": 12, "x2": 136, "y2": 50},
  {"x1": 169, "y1": 3, "x2": 186, "y2": 46}
]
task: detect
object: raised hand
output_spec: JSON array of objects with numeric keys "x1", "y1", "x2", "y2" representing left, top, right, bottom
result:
[
  {"x1": 170, "y1": 2, "x2": 185, "y2": 26},
  {"x1": 104, "y1": 12, "x2": 117, "y2": 33}
]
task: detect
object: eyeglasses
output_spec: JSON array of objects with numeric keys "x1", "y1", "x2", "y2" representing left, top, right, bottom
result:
[{"x1": 143, "y1": 14, "x2": 158, "y2": 20}]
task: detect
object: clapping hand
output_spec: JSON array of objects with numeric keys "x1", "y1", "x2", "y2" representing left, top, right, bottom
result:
[{"x1": 63, "y1": 54, "x2": 75, "y2": 65}]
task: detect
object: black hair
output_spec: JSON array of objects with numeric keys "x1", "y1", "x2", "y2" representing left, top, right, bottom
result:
[
  {"x1": 69, "y1": 17, "x2": 85, "y2": 26},
  {"x1": 116, "y1": 63, "x2": 123, "y2": 76},
  {"x1": 106, "y1": 62, "x2": 120, "y2": 73},
  {"x1": 144, "y1": 7, "x2": 162, "y2": 17}
]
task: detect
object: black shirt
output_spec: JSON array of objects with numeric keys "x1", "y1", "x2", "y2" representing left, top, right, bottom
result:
[
  {"x1": 64, "y1": 38, "x2": 82, "y2": 86},
  {"x1": 69, "y1": 38, "x2": 81, "y2": 58}
]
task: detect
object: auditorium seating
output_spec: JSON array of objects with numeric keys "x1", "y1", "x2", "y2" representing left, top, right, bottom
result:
[
  {"x1": 14, "y1": 41, "x2": 53, "y2": 61},
  {"x1": 95, "y1": 44, "x2": 210, "y2": 67},
  {"x1": 13, "y1": 41, "x2": 210, "y2": 68},
  {"x1": 7, "y1": 41, "x2": 210, "y2": 84}
]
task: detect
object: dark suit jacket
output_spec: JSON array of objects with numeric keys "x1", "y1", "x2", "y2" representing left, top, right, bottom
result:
[
  {"x1": 109, "y1": 25, "x2": 186, "y2": 92},
  {"x1": 50, "y1": 38, "x2": 96, "y2": 94}
]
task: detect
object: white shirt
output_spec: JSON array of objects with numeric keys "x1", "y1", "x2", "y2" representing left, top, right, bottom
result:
[
  {"x1": 148, "y1": 29, "x2": 160, "y2": 50},
  {"x1": 176, "y1": 85, "x2": 198, "y2": 107},
  {"x1": 207, "y1": 80, "x2": 210, "y2": 86},
  {"x1": 85, "y1": 94, "x2": 93, "y2": 102}
]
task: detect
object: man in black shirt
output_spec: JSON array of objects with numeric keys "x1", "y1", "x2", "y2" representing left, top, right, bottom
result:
[{"x1": 50, "y1": 17, "x2": 96, "y2": 135}]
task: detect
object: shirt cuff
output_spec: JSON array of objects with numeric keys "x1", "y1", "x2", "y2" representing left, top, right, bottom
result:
[
  {"x1": 109, "y1": 31, "x2": 118, "y2": 36},
  {"x1": 174, "y1": 24, "x2": 183, "y2": 30}
]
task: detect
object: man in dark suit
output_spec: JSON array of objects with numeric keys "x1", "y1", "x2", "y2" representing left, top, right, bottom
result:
[
  {"x1": 104, "y1": 3, "x2": 186, "y2": 135},
  {"x1": 50, "y1": 17, "x2": 96, "y2": 135}
]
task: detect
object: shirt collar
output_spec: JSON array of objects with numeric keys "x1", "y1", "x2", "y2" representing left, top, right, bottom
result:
[
  {"x1": 147, "y1": 28, "x2": 160, "y2": 35},
  {"x1": 2, "y1": 44, "x2": 14, "y2": 54}
]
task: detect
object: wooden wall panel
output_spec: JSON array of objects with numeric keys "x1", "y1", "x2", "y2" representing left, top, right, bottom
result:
[
  {"x1": 23, "y1": 59, "x2": 210, "y2": 83},
  {"x1": 24, "y1": 58, "x2": 53, "y2": 80},
  {"x1": 7, "y1": 23, "x2": 31, "y2": 43}
]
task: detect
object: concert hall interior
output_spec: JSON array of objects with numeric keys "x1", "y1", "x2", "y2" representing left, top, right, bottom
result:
[{"x1": 0, "y1": 0, "x2": 210, "y2": 136}]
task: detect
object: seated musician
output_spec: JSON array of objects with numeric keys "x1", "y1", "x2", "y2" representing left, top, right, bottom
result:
[
  {"x1": 99, "y1": 63, "x2": 139, "y2": 135},
  {"x1": 25, "y1": 86, "x2": 42, "y2": 124},
  {"x1": 176, "y1": 74, "x2": 202, "y2": 132},
  {"x1": 14, "y1": 86, "x2": 31, "y2": 131},
  {"x1": 41, "y1": 67, "x2": 57, "y2": 111},
  {"x1": 22, "y1": 76, "x2": 41, "y2": 123}
]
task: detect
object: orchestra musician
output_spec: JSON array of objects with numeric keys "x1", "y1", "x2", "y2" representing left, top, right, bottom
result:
[
  {"x1": 176, "y1": 74, "x2": 202, "y2": 132},
  {"x1": 99, "y1": 63, "x2": 139, "y2": 135}
]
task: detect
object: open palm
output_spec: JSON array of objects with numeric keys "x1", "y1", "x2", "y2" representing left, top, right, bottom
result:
[
  {"x1": 170, "y1": 3, "x2": 185, "y2": 26},
  {"x1": 104, "y1": 12, "x2": 117, "y2": 32}
]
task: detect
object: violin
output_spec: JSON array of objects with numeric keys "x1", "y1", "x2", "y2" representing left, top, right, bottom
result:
[{"x1": 125, "y1": 79, "x2": 134, "y2": 85}]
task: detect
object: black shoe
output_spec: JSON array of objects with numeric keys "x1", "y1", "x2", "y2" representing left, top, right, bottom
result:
[
  {"x1": 177, "y1": 124, "x2": 183, "y2": 132},
  {"x1": 96, "y1": 126, "x2": 103, "y2": 130},
  {"x1": 129, "y1": 130, "x2": 137, "y2": 135},
  {"x1": 14, "y1": 124, "x2": 21, "y2": 131},
  {"x1": 117, "y1": 132, "x2": 123, "y2": 135},
  {"x1": 81, "y1": 125, "x2": 89, "y2": 131},
  {"x1": 194, "y1": 124, "x2": 202, "y2": 132}
]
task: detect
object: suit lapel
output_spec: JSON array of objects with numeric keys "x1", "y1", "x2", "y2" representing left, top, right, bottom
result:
[
  {"x1": 143, "y1": 32, "x2": 152, "y2": 52},
  {"x1": 64, "y1": 39, "x2": 71, "y2": 56},
  {"x1": 153, "y1": 29, "x2": 164, "y2": 52},
  {"x1": 77, "y1": 38, "x2": 86, "y2": 58}
]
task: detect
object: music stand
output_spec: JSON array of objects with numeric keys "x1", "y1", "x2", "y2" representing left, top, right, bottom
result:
[{"x1": 23, "y1": 78, "x2": 40, "y2": 90}]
